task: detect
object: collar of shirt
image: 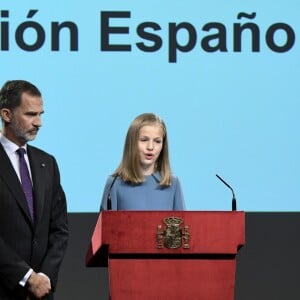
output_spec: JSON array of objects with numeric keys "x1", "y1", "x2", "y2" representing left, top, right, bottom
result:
[
  {"x1": 151, "y1": 171, "x2": 161, "y2": 182},
  {"x1": 0, "y1": 133, "x2": 28, "y2": 154},
  {"x1": 0, "y1": 133, "x2": 31, "y2": 180}
]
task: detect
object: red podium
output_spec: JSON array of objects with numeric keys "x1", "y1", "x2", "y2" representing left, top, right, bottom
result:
[{"x1": 86, "y1": 211, "x2": 245, "y2": 300}]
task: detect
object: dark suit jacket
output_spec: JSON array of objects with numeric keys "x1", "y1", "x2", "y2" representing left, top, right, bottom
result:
[{"x1": 0, "y1": 143, "x2": 68, "y2": 299}]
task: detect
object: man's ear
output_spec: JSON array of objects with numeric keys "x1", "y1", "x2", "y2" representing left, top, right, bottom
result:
[{"x1": 0, "y1": 108, "x2": 12, "y2": 123}]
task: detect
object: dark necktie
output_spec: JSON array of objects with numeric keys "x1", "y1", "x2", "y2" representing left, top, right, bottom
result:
[{"x1": 17, "y1": 148, "x2": 34, "y2": 220}]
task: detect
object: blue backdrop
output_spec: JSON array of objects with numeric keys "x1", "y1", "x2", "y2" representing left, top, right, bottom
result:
[{"x1": 1, "y1": 0, "x2": 299, "y2": 212}]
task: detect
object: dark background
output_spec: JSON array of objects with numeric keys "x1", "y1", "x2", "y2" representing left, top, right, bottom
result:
[{"x1": 55, "y1": 213, "x2": 300, "y2": 300}]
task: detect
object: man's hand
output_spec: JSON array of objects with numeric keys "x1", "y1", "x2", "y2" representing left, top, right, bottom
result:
[{"x1": 27, "y1": 271, "x2": 51, "y2": 298}]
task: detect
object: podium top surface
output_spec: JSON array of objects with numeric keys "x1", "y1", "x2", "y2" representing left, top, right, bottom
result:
[{"x1": 86, "y1": 211, "x2": 245, "y2": 266}]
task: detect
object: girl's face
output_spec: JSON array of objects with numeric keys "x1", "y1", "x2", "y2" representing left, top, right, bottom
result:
[{"x1": 137, "y1": 123, "x2": 164, "y2": 175}]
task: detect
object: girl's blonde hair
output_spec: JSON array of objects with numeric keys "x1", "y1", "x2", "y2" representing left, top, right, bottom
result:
[{"x1": 113, "y1": 113, "x2": 172, "y2": 186}]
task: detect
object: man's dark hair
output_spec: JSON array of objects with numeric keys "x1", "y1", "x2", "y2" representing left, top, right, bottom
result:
[{"x1": 0, "y1": 80, "x2": 41, "y2": 110}]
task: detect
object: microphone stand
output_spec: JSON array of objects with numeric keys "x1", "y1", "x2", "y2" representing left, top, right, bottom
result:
[{"x1": 216, "y1": 174, "x2": 237, "y2": 211}]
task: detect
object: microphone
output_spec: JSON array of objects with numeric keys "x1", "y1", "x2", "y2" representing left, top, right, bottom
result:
[
  {"x1": 216, "y1": 174, "x2": 237, "y2": 211},
  {"x1": 107, "y1": 175, "x2": 118, "y2": 210}
]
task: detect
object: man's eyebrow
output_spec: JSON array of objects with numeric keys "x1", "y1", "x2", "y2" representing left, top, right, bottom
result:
[{"x1": 25, "y1": 110, "x2": 45, "y2": 115}]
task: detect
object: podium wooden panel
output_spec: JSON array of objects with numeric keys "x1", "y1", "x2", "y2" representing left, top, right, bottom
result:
[{"x1": 86, "y1": 211, "x2": 245, "y2": 300}]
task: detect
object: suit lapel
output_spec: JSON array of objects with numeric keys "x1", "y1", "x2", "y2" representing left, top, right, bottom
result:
[
  {"x1": 27, "y1": 146, "x2": 45, "y2": 225},
  {"x1": 0, "y1": 143, "x2": 33, "y2": 225}
]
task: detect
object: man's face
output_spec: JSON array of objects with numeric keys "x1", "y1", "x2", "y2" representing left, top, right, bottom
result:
[{"x1": 5, "y1": 92, "x2": 44, "y2": 146}]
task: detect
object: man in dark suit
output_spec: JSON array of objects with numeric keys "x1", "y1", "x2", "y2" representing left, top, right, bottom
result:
[{"x1": 0, "y1": 80, "x2": 68, "y2": 299}]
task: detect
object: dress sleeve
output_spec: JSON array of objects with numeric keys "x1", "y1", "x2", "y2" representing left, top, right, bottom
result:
[
  {"x1": 100, "y1": 176, "x2": 116, "y2": 211},
  {"x1": 173, "y1": 177, "x2": 186, "y2": 210}
]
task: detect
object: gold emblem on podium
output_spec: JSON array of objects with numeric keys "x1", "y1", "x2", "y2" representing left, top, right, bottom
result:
[{"x1": 157, "y1": 216, "x2": 190, "y2": 249}]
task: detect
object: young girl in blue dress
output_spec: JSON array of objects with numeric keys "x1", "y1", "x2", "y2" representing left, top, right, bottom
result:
[{"x1": 100, "y1": 113, "x2": 185, "y2": 211}]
